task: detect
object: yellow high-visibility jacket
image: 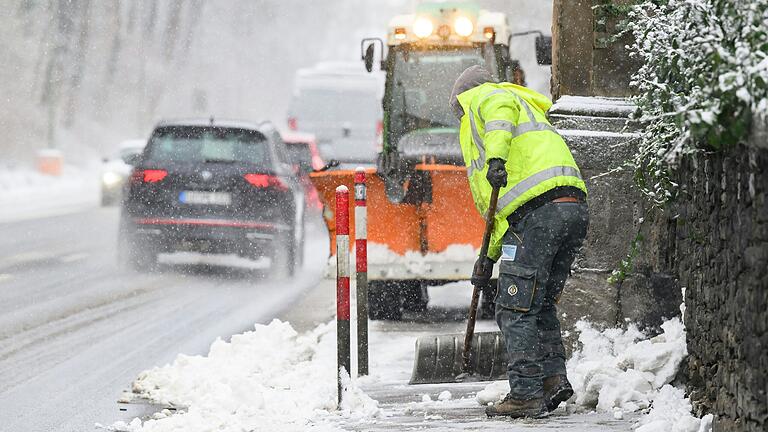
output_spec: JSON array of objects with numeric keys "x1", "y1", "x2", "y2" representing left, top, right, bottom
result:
[{"x1": 456, "y1": 82, "x2": 587, "y2": 260}]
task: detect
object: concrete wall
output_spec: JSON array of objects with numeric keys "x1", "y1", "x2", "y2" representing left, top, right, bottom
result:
[
  {"x1": 548, "y1": 98, "x2": 681, "y2": 337},
  {"x1": 670, "y1": 133, "x2": 768, "y2": 431},
  {"x1": 551, "y1": 0, "x2": 640, "y2": 100}
]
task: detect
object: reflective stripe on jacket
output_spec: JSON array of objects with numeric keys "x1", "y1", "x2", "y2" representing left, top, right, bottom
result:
[{"x1": 456, "y1": 82, "x2": 587, "y2": 260}]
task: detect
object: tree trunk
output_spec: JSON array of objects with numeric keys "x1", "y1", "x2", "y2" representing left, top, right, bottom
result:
[
  {"x1": 144, "y1": 0, "x2": 158, "y2": 41},
  {"x1": 162, "y1": 0, "x2": 183, "y2": 62},
  {"x1": 40, "y1": 0, "x2": 77, "y2": 147},
  {"x1": 64, "y1": 0, "x2": 91, "y2": 127},
  {"x1": 104, "y1": 0, "x2": 122, "y2": 85}
]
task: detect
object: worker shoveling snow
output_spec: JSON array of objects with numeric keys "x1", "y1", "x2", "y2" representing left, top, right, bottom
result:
[
  {"x1": 103, "y1": 320, "x2": 380, "y2": 432},
  {"x1": 476, "y1": 316, "x2": 712, "y2": 432}
]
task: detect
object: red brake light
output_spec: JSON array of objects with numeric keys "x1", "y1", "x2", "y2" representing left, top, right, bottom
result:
[
  {"x1": 143, "y1": 169, "x2": 168, "y2": 183},
  {"x1": 131, "y1": 169, "x2": 167, "y2": 184},
  {"x1": 244, "y1": 174, "x2": 288, "y2": 191},
  {"x1": 287, "y1": 117, "x2": 298, "y2": 131}
]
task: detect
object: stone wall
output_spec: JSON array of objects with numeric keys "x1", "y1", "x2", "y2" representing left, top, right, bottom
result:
[
  {"x1": 670, "y1": 138, "x2": 768, "y2": 432},
  {"x1": 552, "y1": 102, "x2": 767, "y2": 429},
  {"x1": 547, "y1": 96, "x2": 682, "y2": 340}
]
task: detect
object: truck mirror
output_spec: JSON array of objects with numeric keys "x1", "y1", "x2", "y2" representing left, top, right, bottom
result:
[
  {"x1": 364, "y1": 44, "x2": 375, "y2": 73},
  {"x1": 535, "y1": 35, "x2": 552, "y2": 66},
  {"x1": 360, "y1": 38, "x2": 384, "y2": 73}
]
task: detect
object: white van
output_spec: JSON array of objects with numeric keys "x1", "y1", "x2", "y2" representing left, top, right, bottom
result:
[{"x1": 287, "y1": 62, "x2": 384, "y2": 163}]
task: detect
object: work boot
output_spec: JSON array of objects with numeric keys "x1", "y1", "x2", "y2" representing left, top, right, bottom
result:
[
  {"x1": 543, "y1": 375, "x2": 573, "y2": 412},
  {"x1": 485, "y1": 394, "x2": 547, "y2": 418}
]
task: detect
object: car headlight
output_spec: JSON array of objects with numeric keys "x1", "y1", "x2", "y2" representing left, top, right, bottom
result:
[{"x1": 102, "y1": 171, "x2": 123, "y2": 187}]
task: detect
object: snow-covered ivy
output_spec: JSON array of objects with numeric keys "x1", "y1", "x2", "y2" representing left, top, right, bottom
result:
[{"x1": 628, "y1": 0, "x2": 768, "y2": 205}]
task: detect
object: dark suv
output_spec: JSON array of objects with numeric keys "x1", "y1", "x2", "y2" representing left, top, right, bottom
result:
[{"x1": 119, "y1": 119, "x2": 305, "y2": 276}]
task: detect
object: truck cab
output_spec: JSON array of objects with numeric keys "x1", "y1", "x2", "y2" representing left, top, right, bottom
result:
[
  {"x1": 310, "y1": 1, "x2": 551, "y2": 320},
  {"x1": 367, "y1": 3, "x2": 526, "y2": 203}
]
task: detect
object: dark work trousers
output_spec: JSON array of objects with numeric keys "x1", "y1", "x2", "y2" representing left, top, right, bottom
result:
[{"x1": 494, "y1": 201, "x2": 589, "y2": 400}]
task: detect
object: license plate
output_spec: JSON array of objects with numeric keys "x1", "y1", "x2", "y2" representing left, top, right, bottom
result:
[{"x1": 179, "y1": 191, "x2": 232, "y2": 205}]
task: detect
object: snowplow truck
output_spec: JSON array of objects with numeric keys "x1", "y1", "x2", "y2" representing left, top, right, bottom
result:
[{"x1": 310, "y1": 1, "x2": 552, "y2": 320}]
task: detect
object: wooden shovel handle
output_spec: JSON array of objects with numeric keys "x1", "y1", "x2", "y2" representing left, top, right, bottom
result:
[{"x1": 462, "y1": 186, "x2": 501, "y2": 373}]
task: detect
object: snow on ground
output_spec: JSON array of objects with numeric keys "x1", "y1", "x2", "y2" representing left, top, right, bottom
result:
[
  {"x1": 107, "y1": 320, "x2": 379, "y2": 432},
  {"x1": 635, "y1": 386, "x2": 713, "y2": 432},
  {"x1": 567, "y1": 318, "x2": 687, "y2": 411},
  {"x1": 108, "y1": 280, "x2": 711, "y2": 431},
  {"x1": 0, "y1": 165, "x2": 99, "y2": 223},
  {"x1": 476, "y1": 316, "x2": 711, "y2": 432}
]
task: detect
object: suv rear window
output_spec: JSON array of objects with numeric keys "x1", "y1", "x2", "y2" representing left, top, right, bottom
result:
[{"x1": 146, "y1": 127, "x2": 270, "y2": 166}]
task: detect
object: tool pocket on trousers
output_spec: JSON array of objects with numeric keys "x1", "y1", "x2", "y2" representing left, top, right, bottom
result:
[{"x1": 495, "y1": 261, "x2": 537, "y2": 312}]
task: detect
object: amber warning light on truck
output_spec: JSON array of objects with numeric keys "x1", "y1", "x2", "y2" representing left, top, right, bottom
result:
[{"x1": 387, "y1": 5, "x2": 509, "y2": 46}]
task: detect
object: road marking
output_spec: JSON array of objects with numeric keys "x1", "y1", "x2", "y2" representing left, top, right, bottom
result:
[
  {"x1": 0, "y1": 274, "x2": 12, "y2": 283},
  {"x1": 4, "y1": 251, "x2": 56, "y2": 265},
  {"x1": 59, "y1": 253, "x2": 90, "y2": 263}
]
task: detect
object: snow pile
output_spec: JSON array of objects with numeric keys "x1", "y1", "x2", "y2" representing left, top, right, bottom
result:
[
  {"x1": 568, "y1": 318, "x2": 687, "y2": 411},
  {"x1": 475, "y1": 380, "x2": 510, "y2": 405},
  {"x1": 109, "y1": 320, "x2": 379, "y2": 432},
  {"x1": 475, "y1": 316, "x2": 710, "y2": 432},
  {"x1": 635, "y1": 385, "x2": 713, "y2": 432}
]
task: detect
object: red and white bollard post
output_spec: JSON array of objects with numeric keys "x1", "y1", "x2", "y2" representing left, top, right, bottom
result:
[
  {"x1": 354, "y1": 168, "x2": 369, "y2": 376},
  {"x1": 335, "y1": 185, "x2": 351, "y2": 405}
]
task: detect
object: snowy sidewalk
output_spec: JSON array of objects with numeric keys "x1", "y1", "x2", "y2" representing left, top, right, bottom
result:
[
  {"x1": 109, "y1": 281, "x2": 710, "y2": 432},
  {"x1": 341, "y1": 320, "x2": 637, "y2": 432},
  {"x1": 348, "y1": 383, "x2": 637, "y2": 431}
]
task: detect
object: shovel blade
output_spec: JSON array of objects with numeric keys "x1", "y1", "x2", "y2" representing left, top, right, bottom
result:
[{"x1": 409, "y1": 331, "x2": 508, "y2": 385}]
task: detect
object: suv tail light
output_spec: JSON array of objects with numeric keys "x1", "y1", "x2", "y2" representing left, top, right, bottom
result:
[
  {"x1": 131, "y1": 169, "x2": 168, "y2": 184},
  {"x1": 287, "y1": 117, "x2": 298, "y2": 131},
  {"x1": 244, "y1": 173, "x2": 288, "y2": 191}
]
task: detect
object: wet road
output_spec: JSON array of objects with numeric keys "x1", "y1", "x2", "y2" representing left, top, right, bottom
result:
[{"x1": 0, "y1": 207, "x2": 327, "y2": 431}]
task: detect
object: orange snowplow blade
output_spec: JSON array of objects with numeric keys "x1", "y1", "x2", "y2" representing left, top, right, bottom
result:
[
  {"x1": 416, "y1": 164, "x2": 484, "y2": 253},
  {"x1": 310, "y1": 168, "x2": 420, "y2": 256},
  {"x1": 309, "y1": 165, "x2": 484, "y2": 257}
]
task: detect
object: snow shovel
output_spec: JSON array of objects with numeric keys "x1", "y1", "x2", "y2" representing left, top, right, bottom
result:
[{"x1": 409, "y1": 186, "x2": 508, "y2": 385}]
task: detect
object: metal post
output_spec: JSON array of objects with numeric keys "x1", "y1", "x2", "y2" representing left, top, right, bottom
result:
[
  {"x1": 335, "y1": 185, "x2": 351, "y2": 406},
  {"x1": 354, "y1": 168, "x2": 369, "y2": 376}
]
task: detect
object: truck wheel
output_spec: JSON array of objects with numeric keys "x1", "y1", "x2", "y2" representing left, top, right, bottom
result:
[
  {"x1": 402, "y1": 281, "x2": 429, "y2": 312},
  {"x1": 368, "y1": 282, "x2": 402, "y2": 321}
]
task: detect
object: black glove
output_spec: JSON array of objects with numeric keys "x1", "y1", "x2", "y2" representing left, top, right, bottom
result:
[
  {"x1": 486, "y1": 158, "x2": 507, "y2": 189},
  {"x1": 471, "y1": 255, "x2": 495, "y2": 287}
]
